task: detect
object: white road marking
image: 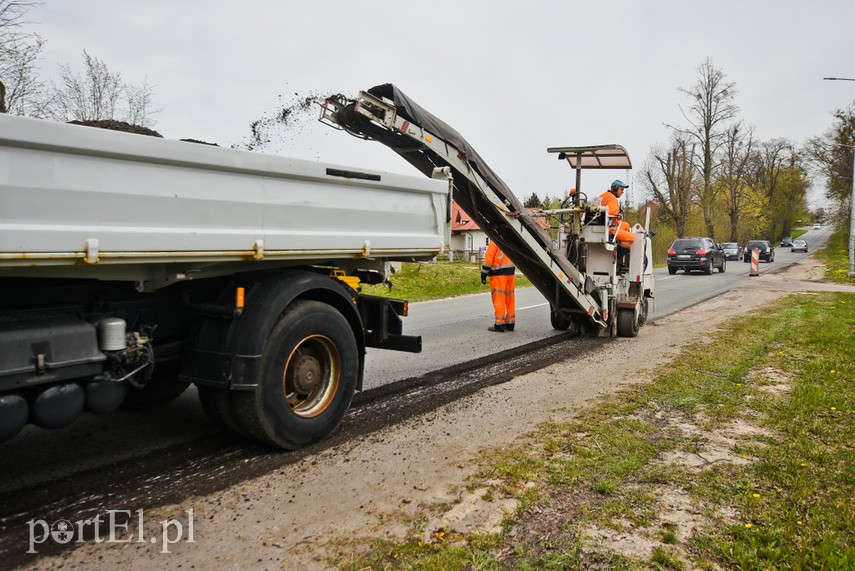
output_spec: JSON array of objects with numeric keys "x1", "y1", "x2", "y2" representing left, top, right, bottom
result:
[{"x1": 518, "y1": 302, "x2": 548, "y2": 311}]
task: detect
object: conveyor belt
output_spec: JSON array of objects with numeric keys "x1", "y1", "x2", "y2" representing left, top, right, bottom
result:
[{"x1": 324, "y1": 84, "x2": 608, "y2": 327}]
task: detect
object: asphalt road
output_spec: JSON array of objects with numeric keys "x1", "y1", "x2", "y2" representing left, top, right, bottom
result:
[
  {"x1": 0, "y1": 227, "x2": 833, "y2": 494},
  {"x1": 364, "y1": 225, "x2": 833, "y2": 389}
]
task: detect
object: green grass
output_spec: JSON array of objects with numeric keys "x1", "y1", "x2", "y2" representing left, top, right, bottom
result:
[
  {"x1": 817, "y1": 226, "x2": 855, "y2": 283},
  {"x1": 337, "y1": 292, "x2": 855, "y2": 570},
  {"x1": 359, "y1": 261, "x2": 532, "y2": 302}
]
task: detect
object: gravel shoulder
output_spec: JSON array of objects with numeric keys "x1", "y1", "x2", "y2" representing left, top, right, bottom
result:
[{"x1": 30, "y1": 257, "x2": 855, "y2": 570}]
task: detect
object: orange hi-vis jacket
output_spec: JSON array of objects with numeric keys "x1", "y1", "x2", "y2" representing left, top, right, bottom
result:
[
  {"x1": 595, "y1": 190, "x2": 635, "y2": 248},
  {"x1": 482, "y1": 241, "x2": 515, "y2": 277},
  {"x1": 482, "y1": 241, "x2": 516, "y2": 326}
]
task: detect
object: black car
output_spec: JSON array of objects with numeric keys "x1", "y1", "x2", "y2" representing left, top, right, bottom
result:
[
  {"x1": 780, "y1": 236, "x2": 793, "y2": 247},
  {"x1": 720, "y1": 242, "x2": 741, "y2": 261},
  {"x1": 666, "y1": 237, "x2": 727, "y2": 275},
  {"x1": 743, "y1": 240, "x2": 775, "y2": 262}
]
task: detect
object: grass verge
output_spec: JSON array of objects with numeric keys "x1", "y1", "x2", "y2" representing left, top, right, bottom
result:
[
  {"x1": 337, "y1": 291, "x2": 855, "y2": 570},
  {"x1": 817, "y1": 227, "x2": 855, "y2": 284},
  {"x1": 360, "y1": 261, "x2": 531, "y2": 302}
]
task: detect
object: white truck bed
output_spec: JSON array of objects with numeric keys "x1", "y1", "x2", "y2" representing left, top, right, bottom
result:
[{"x1": 0, "y1": 115, "x2": 449, "y2": 283}]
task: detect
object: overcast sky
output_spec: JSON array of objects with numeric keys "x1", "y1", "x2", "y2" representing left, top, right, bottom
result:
[{"x1": 30, "y1": 1, "x2": 855, "y2": 206}]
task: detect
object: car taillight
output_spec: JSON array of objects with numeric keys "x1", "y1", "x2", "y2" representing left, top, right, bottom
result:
[
  {"x1": 696, "y1": 249, "x2": 708, "y2": 255},
  {"x1": 667, "y1": 249, "x2": 676, "y2": 255}
]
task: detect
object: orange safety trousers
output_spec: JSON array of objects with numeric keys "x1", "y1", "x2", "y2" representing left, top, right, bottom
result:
[
  {"x1": 489, "y1": 274, "x2": 516, "y2": 326},
  {"x1": 610, "y1": 220, "x2": 635, "y2": 248}
]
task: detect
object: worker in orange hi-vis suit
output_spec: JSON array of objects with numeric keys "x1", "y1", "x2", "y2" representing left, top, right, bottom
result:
[
  {"x1": 481, "y1": 240, "x2": 516, "y2": 332},
  {"x1": 594, "y1": 179, "x2": 635, "y2": 262}
]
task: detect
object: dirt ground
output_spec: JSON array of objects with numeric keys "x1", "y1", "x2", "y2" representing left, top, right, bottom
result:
[{"x1": 30, "y1": 258, "x2": 855, "y2": 570}]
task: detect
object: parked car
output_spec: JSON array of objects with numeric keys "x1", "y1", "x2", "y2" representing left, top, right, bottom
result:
[
  {"x1": 743, "y1": 240, "x2": 775, "y2": 262},
  {"x1": 780, "y1": 236, "x2": 793, "y2": 247},
  {"x1": 666, "y1": 237, "x2": 726, "y2": 275},
  {"x1": 813, "y1": 223, "x2": 821, "y2": 230},
  {"x1": 720, "y1": 242, "x2": 741, "y2": 261},
  {"x1": 791, "y1": 239, "x2": 808, "y2": 253}
]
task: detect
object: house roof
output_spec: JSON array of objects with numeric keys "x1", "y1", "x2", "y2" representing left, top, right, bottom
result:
[
  {"x1": 451, "y1": 201, "x2": 481, "y2": 231},
  {"x1": 451, "y1": 201, "x2": 550, "y2": 232}
]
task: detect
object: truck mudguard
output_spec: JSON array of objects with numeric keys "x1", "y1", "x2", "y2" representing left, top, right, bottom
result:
[{"x1": 182, "y1": 269, "x2": 365, "y2": 390}]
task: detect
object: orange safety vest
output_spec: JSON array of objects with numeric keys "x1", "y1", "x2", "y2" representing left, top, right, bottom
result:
[{"x1": 596, "y1": 190, "x2": 635, "y2": 248}]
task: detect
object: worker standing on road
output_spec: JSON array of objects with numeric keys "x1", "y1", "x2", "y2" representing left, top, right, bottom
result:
[
  {"x1": 594, "y1": 180, "x2": 635, "y2": 260},
  {"x1": 481, "y1": 240, "x2": 515, "y2": 332}
]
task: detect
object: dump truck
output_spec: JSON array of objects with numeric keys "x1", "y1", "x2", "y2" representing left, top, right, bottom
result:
[
  {"x1": 0, "y1": 113, "x2": 451, "y2": 447},
  {"x1": 1, "y1": 84, "x2": 653, "y2": 450},
  {"x1": 321, "y1": 84, "x2": 654, "y2": 337}
]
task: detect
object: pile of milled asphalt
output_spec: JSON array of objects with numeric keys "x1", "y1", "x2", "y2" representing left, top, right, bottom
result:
[{"x1": 68, "y1": 119, "x2": 163, "y2": 137}]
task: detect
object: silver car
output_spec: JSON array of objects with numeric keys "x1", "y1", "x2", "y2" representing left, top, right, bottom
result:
[
  {"x1": 792, "y1": 239, "x2": 808, "y2": 253},
  {"x1": 720, "y1": 242, "x2": 741, "y2": 261}
]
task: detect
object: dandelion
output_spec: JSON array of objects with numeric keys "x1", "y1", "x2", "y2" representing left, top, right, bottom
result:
[
  {"x1": 736, "y1": 383, "x2": 743, "y2": 387},
  {"x1": 831, "y1": 370, "x2": 836, "y2": 374},
  {"x1": 797, "y1": 520, "x2": 803, "y2": 526},
  {"x1": 753, "y1": 493, "x2": 760, "y2": 498},
  {"x1": 831, "y1": 407, "x2": 837, "y2": 411},
  {"x1": 745, "y1": 523, "x2": 753, "y2": 529},
  {"x1": 776, "y1": 488, "x2": 783, "y2": 493},
  {"x1": 800, "y1": 462, "x2": 807, "y2": 467}
]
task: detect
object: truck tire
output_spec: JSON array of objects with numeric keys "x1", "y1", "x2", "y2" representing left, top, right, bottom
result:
[
  {"x1": 122, "y1": 360, "x2": 189, "y2": 409},
  {"x1": 617, "y1": 307, "x2": 640, "y2": 338},
  {"x1": 550, "y1": 306, "x2": 571, "y2": 330},
  {"x1": 550, "y1": 306, "x2": 582, "y2": 336},
  {"x1": 637, "y1": 297, "x2": 649, "y2": 327},
  {"x1": 233, "y1": 300, "x2": 358, "y2": 449},
  {"x1": 198, "y1": 386, "x2": 249, "y2": 437}
]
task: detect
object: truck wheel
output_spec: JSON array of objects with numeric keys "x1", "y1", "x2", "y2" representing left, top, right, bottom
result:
[
  {"x1": 550, "y1": 307, "x2": 582, "y2": 336},
  {"x1": 637, "y1": 298, "x2": 649, "y2": 327},
  {"x1": 198, "y1": 386, "x2": 248, "y2": 437},
  {"x1": 233, "y1": 300, "x2": 358, "y2": 449},
  {"x1": 617, "y1": 307, "x2": 640, "y2": 337},
  {"x1": 550, "y1": 306, "x2": 570, "y2": 330},
  {"x1": 123, "y1": 360, "x2": 189, "y2": 409}
]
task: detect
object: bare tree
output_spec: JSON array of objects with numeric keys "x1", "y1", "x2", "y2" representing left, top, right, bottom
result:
[
  {"x1": 642, "y1": 136, "x2": 696, "y2": 237},
  {"x1": 669, "y1": 59, "x2": 739, "y2": 239},
  {"x1": 720, "y1": 122, "x2": 755, "y2": 241},
  {"x1": 0, "y1": 0, "x2": 45, "y2": 115},
  {"x1": 125, "y1": 77, "x2": 158, "y2": 127},
  {"x1": 43, "y1": 50, "x2": 159, "y2": 127}
]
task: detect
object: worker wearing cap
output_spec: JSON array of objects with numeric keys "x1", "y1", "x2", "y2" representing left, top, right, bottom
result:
[
  {"x1": 481, "y1": 240, "x2": 515, "y2": 332},
  {"x1": 594, "y1": 180, "x2": 635, "y2": 250}
]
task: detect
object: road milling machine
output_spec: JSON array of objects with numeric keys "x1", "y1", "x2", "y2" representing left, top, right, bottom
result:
[{"x1": 321, "y1": 84, "x2": 654, "y2": 337}]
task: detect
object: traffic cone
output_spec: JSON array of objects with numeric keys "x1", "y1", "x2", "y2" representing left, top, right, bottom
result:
[{"x1": 749, "y1": 249, "x2": 760, "y2": 277}]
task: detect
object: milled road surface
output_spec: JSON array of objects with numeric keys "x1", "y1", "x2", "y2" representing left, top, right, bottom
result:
[
  {"x1": 0, "y1": 331, "x2": 605, "y2": 567},
  {"x1": 1, "y1": 228, "x2": 841, "y2": 569}
]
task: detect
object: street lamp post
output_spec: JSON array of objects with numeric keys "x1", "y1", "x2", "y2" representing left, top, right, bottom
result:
[{"x1": 822, "y1": 77, "x2": 855, "y2": 278}]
